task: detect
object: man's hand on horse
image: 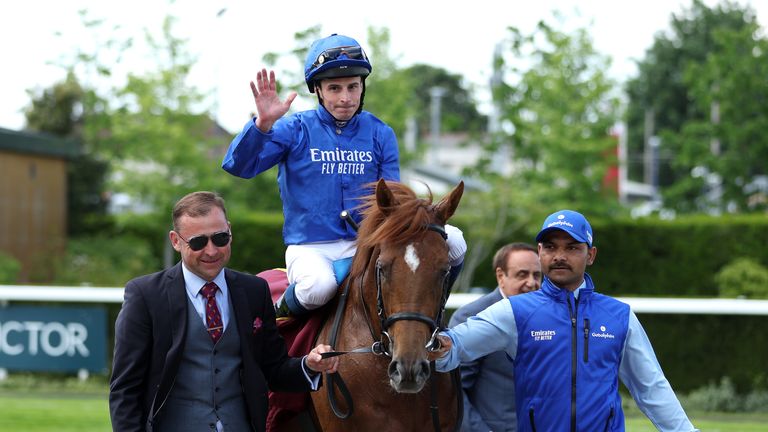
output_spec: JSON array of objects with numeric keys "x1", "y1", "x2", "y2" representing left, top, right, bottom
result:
[
  {"x1": 427, "y1": 334, "x2": 452, "y2": 362},
  {"x1": 251, "y1": 68, "x2": 297, "y2": 133},
  {"x1": 307, "y1": 344, "x2": 339, "y2": 374}
]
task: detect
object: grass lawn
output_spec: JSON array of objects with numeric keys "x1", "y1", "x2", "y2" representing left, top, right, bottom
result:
[
  {"x1": 2, "y1": 394, "x2": 768, "y2": 431},
  {"x1": 626, "y1": 411, "x2": 768, "y2": 431},
  {"x1": 0, "y1": 394, "x2": 110, "y2": 432}
]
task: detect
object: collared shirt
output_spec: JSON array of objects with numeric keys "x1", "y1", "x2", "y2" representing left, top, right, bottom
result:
[
  {"x1": 181, "y1": 263, "x2": 230, "y2": 330},
  {"x1": 436, "y1": 279, "x2": 698, "y2": 432}
]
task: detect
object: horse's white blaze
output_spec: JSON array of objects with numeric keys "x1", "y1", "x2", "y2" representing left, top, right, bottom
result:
[{"x1": 404, "y1": 244, "x2": 420, "y2": 273}]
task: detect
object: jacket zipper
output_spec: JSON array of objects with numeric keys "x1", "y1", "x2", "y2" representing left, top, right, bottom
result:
[
  {"x1": 529, "y1": 408, "x2": 537, "y2": 432},
  {"x1": 584, "y1": 318, "x2": 590, "y2": 363},
  {"x1": 604, "y1": 406, "x2": 615, "y2": 432},
  {"x1": 568, "y1": 297, "x2": 577, "y2": 432}
]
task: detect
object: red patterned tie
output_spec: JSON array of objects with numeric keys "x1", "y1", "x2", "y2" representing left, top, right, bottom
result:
[{"x1": 201, "y1": 282, "x2": 223, "y2": 344}]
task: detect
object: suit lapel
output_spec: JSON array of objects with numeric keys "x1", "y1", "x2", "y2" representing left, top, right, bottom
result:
[
  {"x1": 164, "y1": 264, "x2": 189, "y2": 371},
  {"x1": 226, "y1": 269, "x2": 250, "y2": 343},
  {"x1": 151, "y1": 263, "x2": 188, "y2": 418}
]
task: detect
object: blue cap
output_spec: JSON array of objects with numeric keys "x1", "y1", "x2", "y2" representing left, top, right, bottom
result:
[{"x1": 535, "y1": 210, "x2": 593, "y2": 247}]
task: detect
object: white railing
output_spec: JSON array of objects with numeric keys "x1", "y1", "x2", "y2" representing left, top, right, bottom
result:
[
  {"x1": 2, "y1": 285, "x2": 768, "y2": 315},
  {"x1": 0, "y1": 285, "x2": 124, "y2": 303},
  {"x1": 447, "y1": 293, "x2": 768, "y2": 315}
]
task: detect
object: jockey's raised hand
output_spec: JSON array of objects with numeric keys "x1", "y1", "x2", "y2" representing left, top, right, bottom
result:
[{"x1": 252, "y1": 68, "x2": 297, "y2": 133}]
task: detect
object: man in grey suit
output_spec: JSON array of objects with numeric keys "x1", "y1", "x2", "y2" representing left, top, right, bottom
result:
[
  {"x1": 448, "y1": 243, "x2": 541, "y2": 432},
  {"x1": 109, "y1": 191, "x2": 339, "y2": 432}
]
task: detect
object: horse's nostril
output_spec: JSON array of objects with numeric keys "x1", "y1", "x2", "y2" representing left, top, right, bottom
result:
[
  {"x1": 419, "y1": 360, "x2": 431, "y2": 379},
  {"x1": 388, "y1": 361, "x2": 400, "y2": 380}
]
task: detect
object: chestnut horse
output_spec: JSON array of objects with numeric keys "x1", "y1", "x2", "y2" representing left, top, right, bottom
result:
[{"x1": 309, "y1": 179, "x2": 463, "y2": 432}]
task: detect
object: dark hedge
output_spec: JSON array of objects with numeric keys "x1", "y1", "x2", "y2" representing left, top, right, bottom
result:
[{"x1": 117, "y1": 211, "x2": 768, "y2": 392}]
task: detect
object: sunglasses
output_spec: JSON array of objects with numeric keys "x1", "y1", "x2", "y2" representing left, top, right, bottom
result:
[
  {"x1": 176, "y1": 231, "x2": 231, "y2": 251},
  {"x1": 311, "y1": 45, "x2": 368, "y2": 70}
]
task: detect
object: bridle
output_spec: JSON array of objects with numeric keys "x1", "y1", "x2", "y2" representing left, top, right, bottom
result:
[{"x1": 373, "y1": 223, "x2": 452, "y2": 356}]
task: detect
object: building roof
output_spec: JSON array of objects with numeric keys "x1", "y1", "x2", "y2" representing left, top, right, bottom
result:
[{"x1": 0, "y1": 127, "x2": 79, "y2": 158}]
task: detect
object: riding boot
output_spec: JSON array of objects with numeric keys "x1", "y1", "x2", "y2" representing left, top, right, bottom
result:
[
  {"x1": 274, "y1": 294, "x2": 293, "y2": 319},
  {"x1": 274, "y1": 283, "x2": 309, "y2": 319}
]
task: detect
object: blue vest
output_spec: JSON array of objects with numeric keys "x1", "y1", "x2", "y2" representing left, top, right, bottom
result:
[
  {"x1": 152, "y1": 297, "x2": 250, "y2": 431},
  {"x1": 509, "y1": 274, "x2": 629, "y2": 432}
]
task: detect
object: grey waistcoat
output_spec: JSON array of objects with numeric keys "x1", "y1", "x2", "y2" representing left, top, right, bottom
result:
[{"x1": 153, "y1": 297, "x2": 250, "y2": 431}]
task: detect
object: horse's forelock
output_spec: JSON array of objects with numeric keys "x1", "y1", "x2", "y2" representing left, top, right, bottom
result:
[{"x1": 350, "y1": 182, "x2": 436, "y2": 278}]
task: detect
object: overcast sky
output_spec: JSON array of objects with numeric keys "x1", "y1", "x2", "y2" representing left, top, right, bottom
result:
[{"x1": 2, "y1": 0, "x2": 765, "y2": 133}]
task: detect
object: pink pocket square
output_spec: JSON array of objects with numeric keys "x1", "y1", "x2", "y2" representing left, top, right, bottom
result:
[{"x1": 252, "y1": 317, "x2": 263, "y2": 334}]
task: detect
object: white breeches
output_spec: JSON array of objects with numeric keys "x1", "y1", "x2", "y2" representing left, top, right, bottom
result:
[
  {"x1": 285, "y1": 240, "x2": 356, "y2": 310},
  {"x1": 285, "y1": 225, "x2": 466, "y2": 310}
]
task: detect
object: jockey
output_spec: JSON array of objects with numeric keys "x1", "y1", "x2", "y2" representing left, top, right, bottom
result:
[{"x1": 222, "y1": 33, "x2": 467, "y2": 318}]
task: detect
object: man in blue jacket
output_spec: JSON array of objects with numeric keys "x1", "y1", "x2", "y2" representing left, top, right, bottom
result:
[
  {"x1": 449, "y1": 242, "x2": 541, "y2": 431},
  {"x1": 432, "y1": 210, "x2": 698, "y2": 432},
  {"x1": 222, "y1": 34, "x2": 465, "y2": 318}
]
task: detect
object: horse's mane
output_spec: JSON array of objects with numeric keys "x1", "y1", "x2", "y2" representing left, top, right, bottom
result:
[{"x1": 350, "y1": 181, "x2": 435, "y2": 279}]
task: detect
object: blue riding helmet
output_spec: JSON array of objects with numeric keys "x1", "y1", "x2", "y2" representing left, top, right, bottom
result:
[{"x1": 304, "y1": 34, "x2": 372, "y2": 93}]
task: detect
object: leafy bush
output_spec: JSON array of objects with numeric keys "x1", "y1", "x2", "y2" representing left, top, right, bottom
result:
[
  {"x1": 683, "y1": 377, "x2": 743, "y2": 412},
  {"x1": 681, "y1": 377, "x2": 768, "y2": 413},
  {"x1": 53, "y1": 236, "x2": 158, "y2": 286},
  {"x1": 715, "y1": 257, "x2": 768, "y2": 299},
  {"x1": 0, "y1": 251, "x2": 21, "y2": 283},
  {"x1": 744, "y1": 390, "x2": 768, "y2": 413}
]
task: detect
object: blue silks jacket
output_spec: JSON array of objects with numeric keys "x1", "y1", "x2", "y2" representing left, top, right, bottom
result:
[{"x1": 222, "y1": 105, "x2": 399, "y2": 245}]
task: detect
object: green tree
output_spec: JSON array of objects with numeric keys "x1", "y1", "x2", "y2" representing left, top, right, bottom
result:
[
  {"x1": 625, "y1": 0, "x2": 765, "y2": 213},
  {"x1": 50, "y1": 12, "x2": 282, "y2": 214},
  {"x1": 715, "y1": 257, "x2": 768, "y2": 299},
  {"x1": 457, "y1": 19, "x2": 623, "y2": 288},
  {"x1": 24, "y1": 71, "x2": 111, "y2": 234},
  {"x1": 92, "y1": 17, "x2": 226, "y2": 212},
  {"x1": 400, "y1": 64, "x2": 486, "y2": 135},
  {"x1": 362, "y1": 28, "x2": 486, "y2": 163},
  {"x1": 479, "y1": 22, "x2": 618, "y2": 208},
  {"x1": 484, "y1": 19, "x2": 620, "y2": 210},
  {"x1": 671, "y1": 17, "x2": 768, "y2": 213},
  {"x1": 361, "y1": 26, "x2": 414, "y2": 148}
]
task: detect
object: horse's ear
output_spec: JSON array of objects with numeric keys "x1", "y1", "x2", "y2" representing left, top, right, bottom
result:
[
  {"x1": 435, "y1": 181, "x2": 464, "y2": 223},
  {"x1": 376, "y1": 178, "x2": 397, "y2": 215}
]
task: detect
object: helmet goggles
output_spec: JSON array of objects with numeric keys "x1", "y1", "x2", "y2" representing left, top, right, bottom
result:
[{"x1": 311, "y1": 45, "x2": 369, "y2": 70}]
